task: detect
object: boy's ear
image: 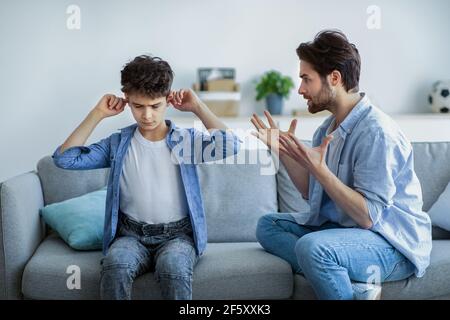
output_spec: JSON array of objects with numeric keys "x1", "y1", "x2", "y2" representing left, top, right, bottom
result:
[{"x1": 166, "y1": 92, "x2": 174, "y2": 105}]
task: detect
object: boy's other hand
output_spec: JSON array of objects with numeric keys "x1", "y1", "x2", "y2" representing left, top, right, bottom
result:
[
  {"x1": 94, "y1": 94, "x2": 127, "y2": 119},
  {"x1": 168, "y1": 89, "x2": 204, "y2": 114}
]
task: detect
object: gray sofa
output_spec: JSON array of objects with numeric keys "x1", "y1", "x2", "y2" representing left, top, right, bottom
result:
[{"x1": 1, "y1": 143, "x2": 450, "y2": 300}]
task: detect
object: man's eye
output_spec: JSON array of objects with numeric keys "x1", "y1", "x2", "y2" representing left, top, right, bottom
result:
[{"x1": 152, "y1": 106, "x2": 160, "y2": 109}]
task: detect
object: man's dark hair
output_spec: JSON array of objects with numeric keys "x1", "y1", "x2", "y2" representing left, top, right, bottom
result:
[
  {"x1": 121, "y1": 55, "x2": 174, "y2": 98},
  {"x1": 296, "y1": 30, "x2": 361, "y2": 93}
]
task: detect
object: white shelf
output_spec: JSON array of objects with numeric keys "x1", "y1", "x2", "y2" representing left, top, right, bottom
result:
[{"x1": 169, "y1": 113, "x2": 450, "y2": 143}]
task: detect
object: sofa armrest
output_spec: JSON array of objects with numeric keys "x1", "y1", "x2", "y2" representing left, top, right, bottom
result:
[{"x1": 0, "y1": 171, "x2": 45, "y2": 299}]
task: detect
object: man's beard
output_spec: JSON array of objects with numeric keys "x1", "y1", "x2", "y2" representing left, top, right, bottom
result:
[{"x1": 307, "y1": 81, "x2": 336, "y2": 114}]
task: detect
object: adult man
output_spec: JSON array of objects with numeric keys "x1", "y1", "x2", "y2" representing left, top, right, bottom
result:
[{"x1": 252, "y1": 30, "x2": 431, "y2": 300}]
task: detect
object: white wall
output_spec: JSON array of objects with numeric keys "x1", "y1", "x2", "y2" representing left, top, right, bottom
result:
[{"x1": 1, "y1": 0, "x2": 450, "y2": 182}]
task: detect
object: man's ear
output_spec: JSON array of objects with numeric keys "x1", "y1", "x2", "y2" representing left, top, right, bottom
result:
[{"x1": 329, "y1": 70, "x2": 342, "y2": 87}]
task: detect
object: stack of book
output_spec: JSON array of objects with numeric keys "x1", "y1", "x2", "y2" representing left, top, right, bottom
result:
[{"x1": 193, "y1": 68, "x2": 240, "y2": 117}]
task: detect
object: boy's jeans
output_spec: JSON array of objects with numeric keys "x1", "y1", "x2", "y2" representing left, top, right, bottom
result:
[
  {"x1": 100, "y1": 213, "x2": 198, "y2": 300},
  {"x1": 256, "y1": 213, "x2": 416, "y2": 300}
]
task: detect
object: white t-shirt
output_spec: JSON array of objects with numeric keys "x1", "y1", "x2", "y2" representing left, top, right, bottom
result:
[{"x1": 119, "y1": 128, "x2": 189, "y2": 224}]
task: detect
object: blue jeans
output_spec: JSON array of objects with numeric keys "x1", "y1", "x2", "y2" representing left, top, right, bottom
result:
[
  {"x1": 100, "y1": 214, "x2": 198, "y2": 300},
  {"x1": 256, "y1": 213, "x2": 416, "y2": 300}
]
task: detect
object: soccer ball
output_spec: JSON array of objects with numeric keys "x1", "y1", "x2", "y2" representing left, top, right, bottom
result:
[{"x1": 428, "y1": 80, "x2": 450, "y2": 113}]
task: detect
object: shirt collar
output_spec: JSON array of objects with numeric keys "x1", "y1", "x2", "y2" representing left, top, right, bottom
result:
[
  {"x1": 119, "y1": 119, "x2": 177, "y2": 136},
  {"x1": 338, "y1": 93, "x2": 371, "y2": 135}
]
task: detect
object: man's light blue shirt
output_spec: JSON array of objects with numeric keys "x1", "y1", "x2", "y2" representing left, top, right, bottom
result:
[
  {"x1": 292, "y1": 93, "x2": 432, "y2": 277},
  {"x1": 52, "y1": 120, "x2": 241, "y2": 256}
]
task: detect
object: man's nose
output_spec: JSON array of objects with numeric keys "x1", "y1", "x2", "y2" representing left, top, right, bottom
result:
[
  {"x1": 298, "y1": 85, "x2": 306, "y2": 96},
  {"x1": 298, "y1": 81, "x2": 306, "y2": 95}
]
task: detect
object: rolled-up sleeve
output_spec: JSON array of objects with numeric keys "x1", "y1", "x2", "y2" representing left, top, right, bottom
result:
[
  {"x1": 353, "y1": 130, "x2": 407, "y2": 227},
  {"x1": 52, "y1": 136, "x2": 112, "y2": 170},
  {"x1": 359, "y1": 193, "x2": 386, "y2": 226}
]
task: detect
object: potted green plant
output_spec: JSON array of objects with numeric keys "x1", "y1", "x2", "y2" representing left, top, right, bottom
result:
[{"x1": 255, "y1": 70, "x2": 295, "y2": 115}]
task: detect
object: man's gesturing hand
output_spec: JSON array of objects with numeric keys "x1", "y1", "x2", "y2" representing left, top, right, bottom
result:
[
  {"x1": 279, "y1": 132, "x2": 334, "y2": 177},
  {"x1": 250, "y1": 110, "x2": 297, "y2": 156}
]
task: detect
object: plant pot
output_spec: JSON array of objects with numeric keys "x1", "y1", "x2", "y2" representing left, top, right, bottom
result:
[{"x1": 266, "y1": 93, "x2": 283, "y2": 115}]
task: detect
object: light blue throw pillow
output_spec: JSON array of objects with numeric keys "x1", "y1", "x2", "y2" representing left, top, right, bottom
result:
[
  {"x1": 40, "y1": 188, "x2": 106, "y2": 250},
  {"x1": 428, "y1": 181, "x2": 450, "y2": 231}
]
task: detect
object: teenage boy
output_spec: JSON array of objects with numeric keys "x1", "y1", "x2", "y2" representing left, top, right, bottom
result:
[{"x1": 53, "y1": 55, "x2": 241, "y2": 299}]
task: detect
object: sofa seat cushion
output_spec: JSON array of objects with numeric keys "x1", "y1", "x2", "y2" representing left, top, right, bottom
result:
[
  {"x1": 292, "y1": 240, "x2": 450, "y2": 300},
  {"x1": 198, "y1": 149, "x2": 279, "y2": 243},
  {"x1": 22, "y1": 234, "x2": 293, "y2": 299}
]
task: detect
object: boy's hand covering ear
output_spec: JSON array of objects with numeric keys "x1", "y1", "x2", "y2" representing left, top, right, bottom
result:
[
  {"x1": 94, "y1": 94, "x2": 127, "y2": 118},
  {"x1": 168, "y1": 89, "x2": 203, "y2": 113}
]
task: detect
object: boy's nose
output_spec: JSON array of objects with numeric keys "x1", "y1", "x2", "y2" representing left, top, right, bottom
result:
[{"x1": 143, "y1": 109, "x2": 154, "y2": 120}]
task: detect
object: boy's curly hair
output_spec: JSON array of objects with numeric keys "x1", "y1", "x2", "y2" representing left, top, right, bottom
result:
[{"x1": 121, "y1": 55, "x2": 174, "y2": 98}]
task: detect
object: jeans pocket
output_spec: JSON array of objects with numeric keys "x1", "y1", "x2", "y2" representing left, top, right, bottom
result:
[
  {"x1": 272, "y1": 214, "x2": 297, "y2": 224},
  {"x1": 384, "y1": 259, "x2": 415, "y2": 282}
]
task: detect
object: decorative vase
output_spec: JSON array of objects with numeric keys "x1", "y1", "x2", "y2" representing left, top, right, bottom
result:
[{"x1": 266, "y1": 93, "x2": 283, "y2": 115}]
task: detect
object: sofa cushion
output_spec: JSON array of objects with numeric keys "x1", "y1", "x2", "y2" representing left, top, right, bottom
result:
[
  {"x1": 37, "y1": 156, "x2": 108, "y2": 205},
  {"x1": 22, "y1": 234, "x2": 293, "y2": 299},
  {"x1": 198, "y1": 149, "x2": 278, "y2": 242},
  {"x1": 40, "y1": 188, "x2": 106, "y2": 250},
  {"x1": 412, "y1": 142, "x2": 450, "y2": 212},
  {"x1": 273, "y1": 141, "x2": 450, "y2": 214},
  {"x1": 433, "y1": 226, "x2": 450, "y2": 240},
  {"x1": 38, "y1": 148, "x2": 278, "y2": 244},
  {"x1": 381, "y1": 240, "x2": 450, "y2": 299},
  {"x1": 427, "y1": 181, "x2": 450, "y2": 232},
  {"x1": 274, "y1": 142, "x2": 450, "y2": 240},
  {"x1": 292, "y1": 240, "x2": 450, "y2": 300},
  {"x1": 276, "y1": 161, "x2": 310, "y2": 214},
  {"x1": 273, "y1": 141, "x2": 450, "y2": 213}
]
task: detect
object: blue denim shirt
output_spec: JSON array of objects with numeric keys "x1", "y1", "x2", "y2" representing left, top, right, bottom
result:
[
  {"x1": 292, "y1": 93, "x2": 432, "y2": 277},
  {"x1": 52, "y1": 120, "x2": 241, "y2": 256}
]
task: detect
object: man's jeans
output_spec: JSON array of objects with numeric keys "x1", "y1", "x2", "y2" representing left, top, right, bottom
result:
[
  {"x1": 256, "y1": 213, "x2": 416, "y2": 300},
  {"x1": 100, "y1": 214, "x2": 198, "y2": 300}
]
